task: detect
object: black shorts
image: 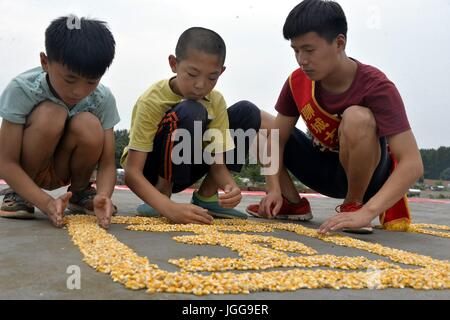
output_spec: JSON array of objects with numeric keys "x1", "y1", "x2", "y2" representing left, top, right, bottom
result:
[
  {"x1": 143, "y1": 100, "x2": 261, "y2": 193},
  {"x1": 284, "y1": 128, "x2": 391, "y2": 202}
]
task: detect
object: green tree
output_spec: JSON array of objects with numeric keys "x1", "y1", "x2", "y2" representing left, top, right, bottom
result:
[
  {"x1": 420, "y1": 147, "x2": 450, "y2": 179},
  {"x1": 440, "y1": 168, "x2": 450, "y2": 181},
  {"x1": 239, "y1": 164, "x2": 265, "y2": 183},
  {"x1": 114, "y1": 129, "x2": 130, "y2": 168}
]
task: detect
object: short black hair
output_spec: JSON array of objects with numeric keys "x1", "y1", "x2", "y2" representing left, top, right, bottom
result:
[
  {"x1": 175, "y1": 27, "x2": 226, "y2": 65},
  {"x1": 283, "y1": 0, "x2": 347, "y2": 43},
  {"x1": 45, "y1": 16, "x2": 116, "y2": 79}
]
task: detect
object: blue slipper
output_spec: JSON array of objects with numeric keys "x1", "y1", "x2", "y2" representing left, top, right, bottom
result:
[
  {"x1": 136, "y1": 203, "x2": 161, "y2": 217},
  {"x1": 191, "y1": 192, "x2": 248, "y2": 219}
]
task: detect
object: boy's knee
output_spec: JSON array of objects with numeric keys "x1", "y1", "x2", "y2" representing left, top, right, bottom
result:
[
  {"x1": 228, "y1": 100, "x2": 261, "y2": 131},
  {"x1": 27, "y1": 101, "x2": 67, "y2": 136},
  {"x1": 339, "y1": 106, "x2": 377, "y2": 141},
  {"x1": 68, "y1": 112, "x2": 104, "y2": 145},
  {"x1": 230, "y1": 100, "x2": 260, "y2": 115},
  {"x1": 173, "y1": 100, "x2": 208, "y2": 123}
]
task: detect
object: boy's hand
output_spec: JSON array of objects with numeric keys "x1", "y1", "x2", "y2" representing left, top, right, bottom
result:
[
  {"x1": 258, "y1": 192, "x2": 283, "y2": 218},
  {"x1": 44, "y1": 192, "x2": 72, "y2": 228},
  {"x1": 93, "y1": 194, "x2": 113, "y2": 229},
  {"x1": 218, "y1": 184, "x2": 242, "y2": 209},
  {"x1": 163, "y1": 203, "x2": 213, "y2": 225},
  {"x1": 318, "y1": 208, "x2": 374, "y2": 235}
]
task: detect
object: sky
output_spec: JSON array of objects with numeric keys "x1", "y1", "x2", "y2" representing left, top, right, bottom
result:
[{"x1": 1, "y1": 0, "x2": 449, "y2": 149}]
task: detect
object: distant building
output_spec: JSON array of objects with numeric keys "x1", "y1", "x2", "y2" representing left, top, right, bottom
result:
[
  {"x1": 424, "y1": 179, "x2": 450, "y2": 188},
  {"x1": 116, "y1": 169, "x2": 125, "y2": 185},
  {"x1": 407, "y1": 189, "x2": 421, "y2": 197}
]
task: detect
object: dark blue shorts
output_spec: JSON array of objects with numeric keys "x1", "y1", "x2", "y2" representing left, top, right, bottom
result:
[{"x1": 143, "y1": 100, "x2": 261, "y2": 193}]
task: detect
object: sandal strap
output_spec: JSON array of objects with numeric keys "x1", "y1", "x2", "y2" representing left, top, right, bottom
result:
[
  {"x1": 3, "y1": 190, "x2": 33, "y2": 207},
  {"x1": 69, "y1": 183, "x2": 97, "y2": 205}
]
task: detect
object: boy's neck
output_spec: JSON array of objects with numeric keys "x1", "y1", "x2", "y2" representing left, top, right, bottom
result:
[
  {"x1": 45, "y1": 74, "x2": 62, "y2": 101},
  {"x1": 320, "y1": 55, "x2": 358, "y2": 95},
  {"x1": 45, "y1": 73, "x2": 76, "y2": 108},
  {"x1": 169, "y1": 77, "x2": 182, "y2": 96}
]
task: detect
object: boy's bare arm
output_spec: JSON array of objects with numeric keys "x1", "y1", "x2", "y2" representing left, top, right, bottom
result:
[
  {"x1": 95, "y1": 128, "x2": 117, "y2": 197},
  {"x1": 92, "y1": 128, "x2": 117, "y2": 228},
  {"x1": 0, "y1": 120, "x2": 53, "y2": 209},
  {"x1": 209, "y1": 157, "x2": 237, "y2": 190},
  {"x1": 209, "y1": 160, "x2": 243, "y2": 209},
  {"x1": 319, "y1": 130, "x2": 423, "y2": 234},
  {"x1": 364, "y1": 130, "x2": 423, "y2": 216},
  {"x1": 256, "y1": 113, "x2": 298, "y2": 216},
  {"x1": 124, "y1": 149, "x2": 172, "y2": 213},
  {"x1": 265, "y1": 113, "x2": 299, "y2": 194}
]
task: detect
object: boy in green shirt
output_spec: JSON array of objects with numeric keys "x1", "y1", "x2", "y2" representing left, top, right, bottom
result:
[{"x1": 122, "y1": 27, "x2": 273, "y2": 224}]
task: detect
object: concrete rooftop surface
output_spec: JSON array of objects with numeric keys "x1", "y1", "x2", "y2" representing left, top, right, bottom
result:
[{"x1": 1, "y1": 184, "x2": 449, "y2": 300}]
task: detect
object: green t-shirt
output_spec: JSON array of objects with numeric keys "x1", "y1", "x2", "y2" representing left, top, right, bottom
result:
[{"x1": 0, "y1": 67, "x2": 120, "y2": 129}]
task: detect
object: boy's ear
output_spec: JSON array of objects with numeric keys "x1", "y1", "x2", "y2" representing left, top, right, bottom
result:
[
  {"x1": 220, "y1": 66, "x2": 226, "y2": 75},
  {"x1": 168, "y1": 55, "x2": 177, "y2": 73},
  {"x1": 336, "y1": 34, "x2": 346, "y2": 51},
  {"x1": 40, "y1": 52, "x2": 49, "y2": 71}
]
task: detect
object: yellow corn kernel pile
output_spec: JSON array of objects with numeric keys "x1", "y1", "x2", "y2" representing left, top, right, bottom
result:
[
  {"x1": 408, "y1": 223, "x2": 450, "y2": 239},
  {"x1": 169, "y1": 255, "x2": 397, "y2": 272},
  {"x1": 65, "y1": 215, "x2": 450, "y2": 295}
]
